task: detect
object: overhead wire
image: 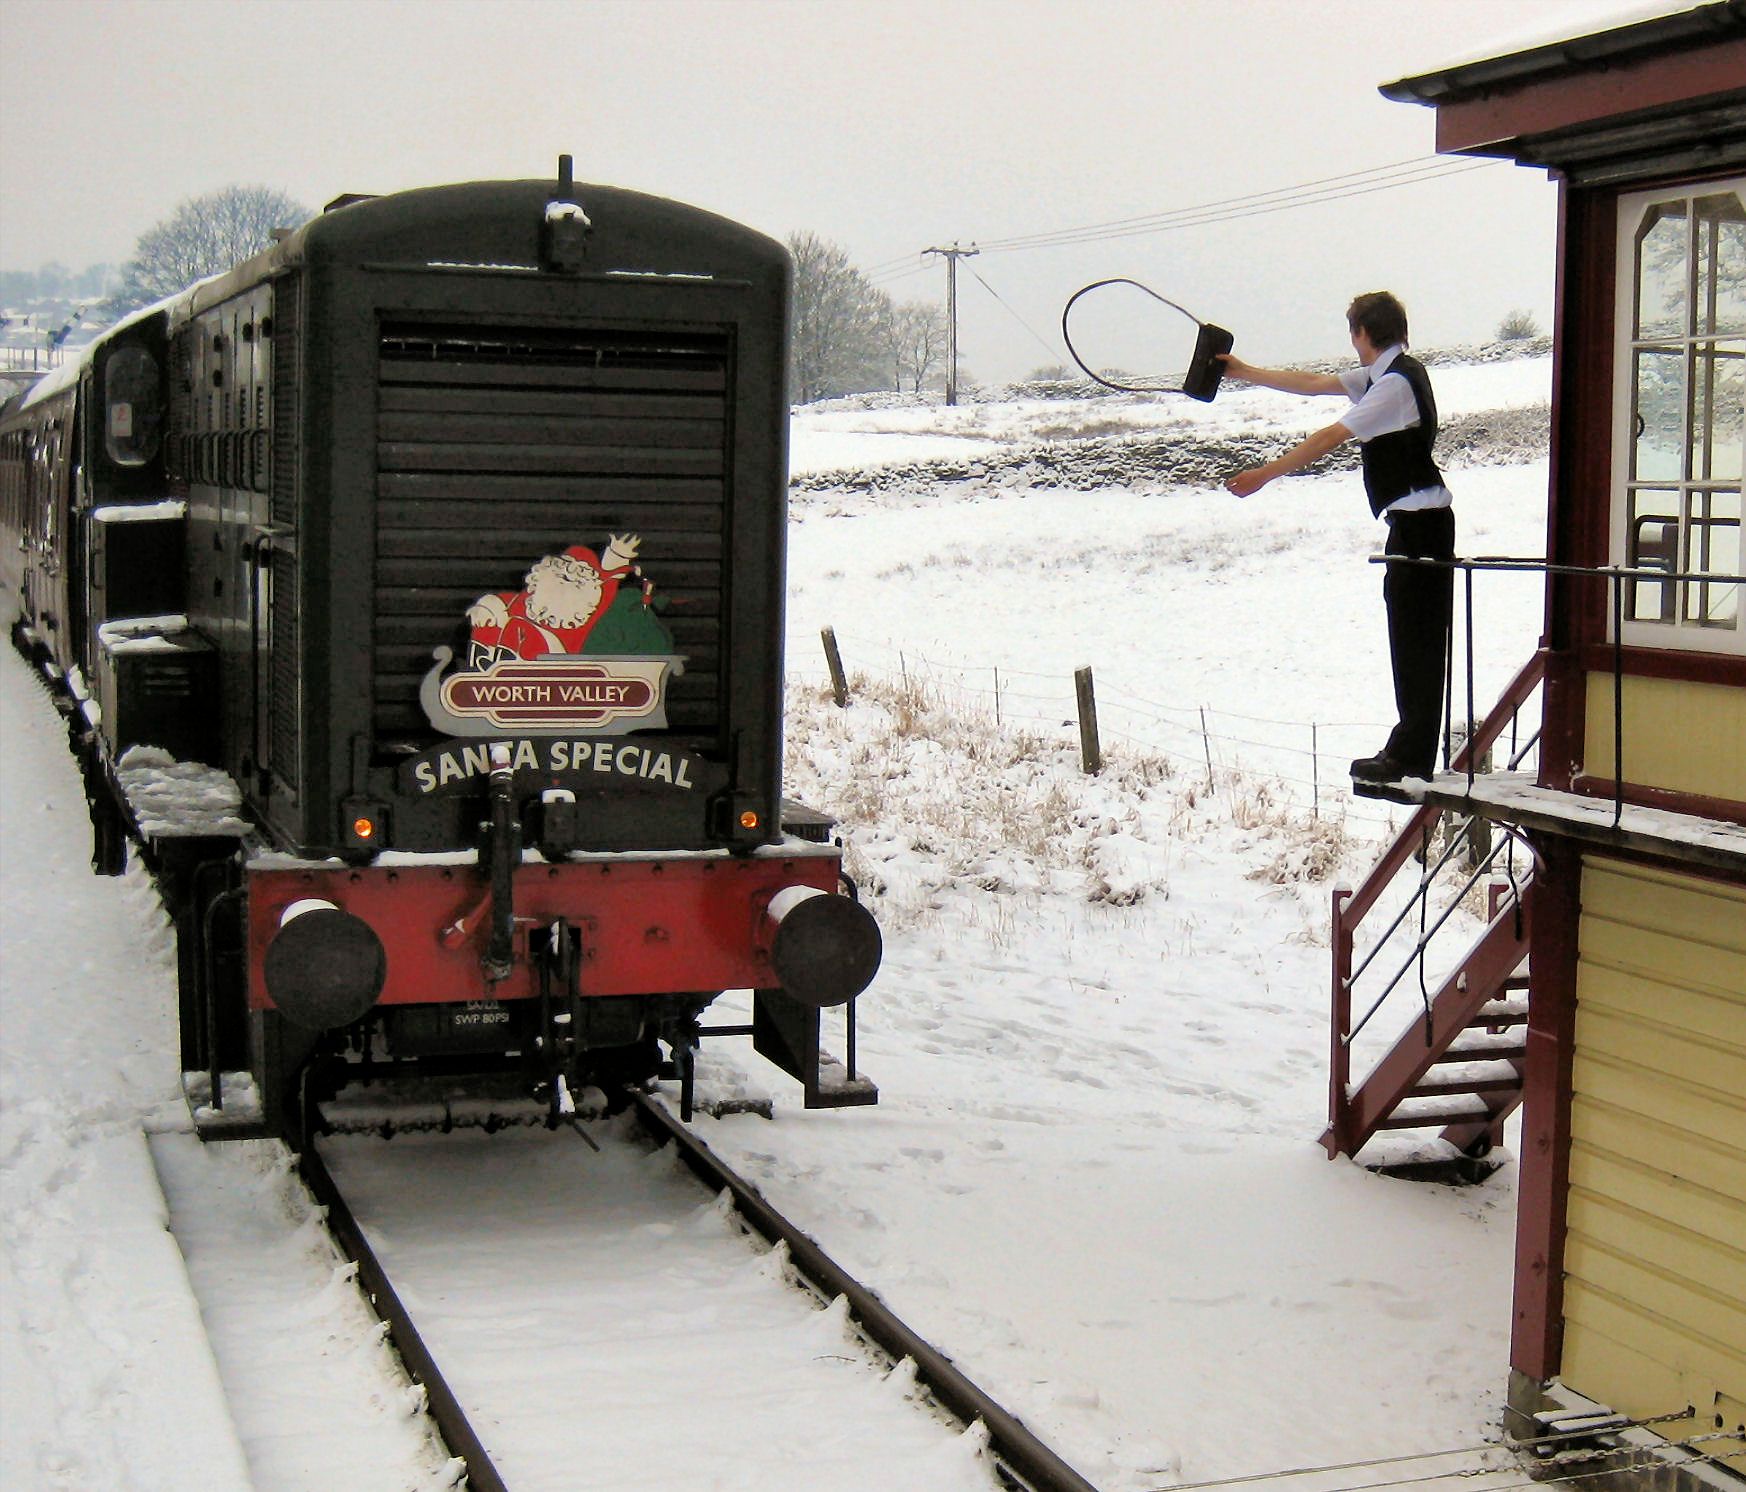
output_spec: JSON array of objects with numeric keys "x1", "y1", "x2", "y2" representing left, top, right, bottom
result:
[
  {"x1": 971, "y1": 152, "x2": 1455, "y2": 249},
  {"x1": 863, "y1": 153, "x2": 1500, "y2": 288},
  {"x1": 976, "y1": 157, "x2": 1495, "y2": 255},
  {"x1": 965, "y1": 265, "x2": 1066, "y2": 365}
]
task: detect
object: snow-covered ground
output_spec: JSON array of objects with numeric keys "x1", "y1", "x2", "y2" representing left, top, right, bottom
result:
[{"x1": 2, "y1": 353, "x2": 1552, "y2": 1491}]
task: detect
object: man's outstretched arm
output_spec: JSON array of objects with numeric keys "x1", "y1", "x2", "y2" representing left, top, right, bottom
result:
[
  {"x1": 1224, "y1": 420, "x2": 1353, "y2": 498},
  {"x1": 1218, "y1": 354, "x2": 1346, "y2": 396}
]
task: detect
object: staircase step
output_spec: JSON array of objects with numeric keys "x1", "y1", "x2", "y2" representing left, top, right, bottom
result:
[
  {"x1": 1376, "y1": 1107, "x2": 1494, "y2": 1130},
  {"x1": 1411, "y1": 1075, "x2": 1523, "y2": 1098},
  {"x1": 1432, "y1": 1038, "x2": 1527, "y2": 1064},
  {"x1": 1466, "y1": 1007, "x2": 1527, "y2": 1028}
]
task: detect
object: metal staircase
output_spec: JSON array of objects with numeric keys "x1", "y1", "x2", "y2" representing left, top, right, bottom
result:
[{"x1": 1321, "y1": 655, "x2": 1546, "y2": 1162}]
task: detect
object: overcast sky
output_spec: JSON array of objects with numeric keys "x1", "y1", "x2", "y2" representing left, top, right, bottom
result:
[{"x1": 2, "y1": 0, "x2": 1643, "y2": 381}]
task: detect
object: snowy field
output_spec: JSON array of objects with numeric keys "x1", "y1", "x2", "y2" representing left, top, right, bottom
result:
[{"x1": 2, "y1": 353, "x2": 1552, "y2": 1491}]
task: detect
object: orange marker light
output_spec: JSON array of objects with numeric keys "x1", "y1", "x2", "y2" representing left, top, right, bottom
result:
[
  {"x1": 739, "y1": 810, "x2": 760, "y2": 830},
  {"x1": 352, "y1": 817, "x2": 376, "y2": 840}
]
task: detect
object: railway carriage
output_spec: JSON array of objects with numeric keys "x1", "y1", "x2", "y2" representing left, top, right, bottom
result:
[{"x1": 1, "y1": 161, "x2": 881, "y2": 1138}]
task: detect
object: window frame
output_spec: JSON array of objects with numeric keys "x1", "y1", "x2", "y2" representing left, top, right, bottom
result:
[{"x1": 1610, "y1": 176, "x2": 1745, "y2": 656}]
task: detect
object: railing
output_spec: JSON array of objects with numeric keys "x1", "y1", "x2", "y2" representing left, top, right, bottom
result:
[
  {"x1": 1329, "y1": 651, "x2": 1545, "y2": 1156},
  {"x1": 1329, "y1": 550, "x2": 1744, "y2": 1156},
  {"x1": 1416, "y1": 552, "x2": 1745, "y2": 826}
]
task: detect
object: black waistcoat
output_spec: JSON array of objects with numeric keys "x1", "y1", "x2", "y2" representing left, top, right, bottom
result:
[{"x1": 1359, "y1": 352, "x2": 1444, "y2": 517}]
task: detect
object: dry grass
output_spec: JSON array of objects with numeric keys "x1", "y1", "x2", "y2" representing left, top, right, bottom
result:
[{"x1": 786, "y1": 670, "x2": 1364, "y2": 933}]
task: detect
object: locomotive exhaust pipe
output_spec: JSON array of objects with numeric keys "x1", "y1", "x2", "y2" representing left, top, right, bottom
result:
[
  {"x1": 263, "y1": 899, "x2": 387, "y2": 1030},
  {"x1": 765, "y1": 886, "x2": 882, "y2": 1009}
]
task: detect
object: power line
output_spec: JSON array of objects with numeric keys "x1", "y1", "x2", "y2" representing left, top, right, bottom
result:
[
  {"x1": 865, "y1": 153, "x2": 1503, "y2": 289},
  {"x1": 994, "y1": 159, "x2": 1496, "y2": 255},
  {"x1": 975, "y1": 154, "x2": 1494, "y2": 255},
  {"x1": 965, "y1": 265, "x2": 1064, "y2": 365},
  {"x1": 870, "y1": 154, "x2": 1447, "y2": 274}
]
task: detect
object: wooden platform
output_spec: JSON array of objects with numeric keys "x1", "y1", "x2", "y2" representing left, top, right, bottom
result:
[{"x1": 1356, "y1": 770, "x2": 1746, "y2": 874}]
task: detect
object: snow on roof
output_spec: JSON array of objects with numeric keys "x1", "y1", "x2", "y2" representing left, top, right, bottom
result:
[
  {"x1": 1383, "y1": 0, "x2": 1734, "y2": 100},
  {"x1": 17, "y1": 354, "x2": 83, "y2": 409}
]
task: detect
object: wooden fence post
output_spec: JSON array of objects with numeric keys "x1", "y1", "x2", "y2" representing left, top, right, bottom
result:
[
  {"x1": 1074, "y1": 667, "x2": 1101, "y2": 775},
  {"x1": 821, "y1": 626, "x2": 848, "y2": 707}
]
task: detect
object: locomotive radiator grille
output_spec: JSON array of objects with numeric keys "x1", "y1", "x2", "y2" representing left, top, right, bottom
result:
[
  {"x1": 270, "y1": 274, "x2": 302, "y2": 792},
  {"x1": 372, "y1": 323, "x2": 731, "y2": 743}
]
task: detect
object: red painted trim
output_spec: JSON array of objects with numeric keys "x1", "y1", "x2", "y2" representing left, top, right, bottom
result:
[
  {"x1": 1541, "y1": 651, "x2": 1585, "y2": 794},
  {"x1": 1575, "y1": 642, "x2": 1746, "y2": 686},
  {"x1": 1326, "y1": 886, "x2": 1353, "y2": 1159},
  {"x1": 1510, "y1": 834, "x2": 1581, "y2": 1381},
  {"x1": 1433, "y1": 46, "x2": 1746, "y2": 156},
  {"x1": 1539, "y1": 183, "x2": 1619, "y2": 794},
  {"x1": 1569, "y1": 772, "x2": 1746, "y2": 826},
  {"x1": 1552, "y1": 184, "x2": 1619, "y2": 606},
  {"x1": 1531, "y1": 828, "x2": 1746, "y2": 885},
  {"x1": 245, "y1": 853, "x2": 843, "y2": 1011}
]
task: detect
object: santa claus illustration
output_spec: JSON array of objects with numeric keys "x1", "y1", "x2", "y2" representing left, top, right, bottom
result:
[{"x1": 465, "y1": 535, "x2": 639, "y2": 667}]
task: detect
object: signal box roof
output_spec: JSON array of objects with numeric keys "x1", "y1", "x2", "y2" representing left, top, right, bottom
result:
[{"x1": 1380, "y1": 0, "x2": 1746, "y2": 175}]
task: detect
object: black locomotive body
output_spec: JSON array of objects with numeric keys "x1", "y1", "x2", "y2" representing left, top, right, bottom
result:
[{"x1": 1, "y1": 166, "x2": 880, "y2": 1137}]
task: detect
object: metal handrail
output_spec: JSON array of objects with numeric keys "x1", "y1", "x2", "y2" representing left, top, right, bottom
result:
[
  {"x1": 1346, "y1": 825, "x2": 1527, "y2": 1046},
  {"x1": 1341, "y1": 648, "x2": 1546, "y2": 929},
  {"x1": 1378, "y1": 552, "x2": 1746, "y2": 826},
  {"x1": 1328, "y1": 648, "x2": 1544, "y2": 1155},
  {"x1": 1330, "y1": 549, "x2": 1743, "y2": 1154}
]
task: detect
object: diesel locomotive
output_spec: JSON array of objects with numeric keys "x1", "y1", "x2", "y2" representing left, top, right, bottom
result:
[{"x1": 1, "y1": 160, "x2": 881, "y2": 1138}]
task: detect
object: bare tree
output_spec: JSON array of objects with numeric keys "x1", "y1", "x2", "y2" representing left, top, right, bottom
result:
[
  {"x1": 879, "y1": 300, "x2": 947, "y2": 394},
  {"x1": 787, "y1": 231, "x2": 889, "y2": 403},
  {"x1": 110, "y1": 185, "x2": 310, "y2": 314}
]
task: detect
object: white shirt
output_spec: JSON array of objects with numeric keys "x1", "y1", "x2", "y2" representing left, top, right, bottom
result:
[{"x1": 1336, "y1": 344, "x2": 1452, "y2": 513}]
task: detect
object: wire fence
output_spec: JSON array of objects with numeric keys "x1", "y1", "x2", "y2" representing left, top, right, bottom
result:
[{"x1": 785, "y1": 627, "x2": 1525, "y2": 837}]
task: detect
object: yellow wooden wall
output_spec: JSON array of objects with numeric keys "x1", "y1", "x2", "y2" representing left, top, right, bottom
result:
[
  {"x1": 1583, "y1": 674, "x2": 1746, "y2": 804},
  {"x1": 1567, "y1": 858, "x2": 1746, "y2": 1460}
]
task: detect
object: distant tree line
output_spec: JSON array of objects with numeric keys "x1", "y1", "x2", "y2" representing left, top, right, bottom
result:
[
  {"x1": 787, "y1": 231, "x2": 947, "y2": 403},
  {"x1": 0, "y1": 262, "x2": 116, "y2": 303}
]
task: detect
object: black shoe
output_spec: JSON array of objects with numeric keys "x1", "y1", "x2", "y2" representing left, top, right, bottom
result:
[{"x1": 1350, "y1": 753, "x2": 1408, "y2": 783}]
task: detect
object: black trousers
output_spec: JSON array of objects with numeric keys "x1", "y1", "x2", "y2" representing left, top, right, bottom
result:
[{"x1": 1381, "y1": 506, "x2": 1455, "y2": 776}]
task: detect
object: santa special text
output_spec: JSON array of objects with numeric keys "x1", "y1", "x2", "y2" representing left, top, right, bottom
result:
[{"x1": 409, "y1": 737, "x2": 697, "y2": 795}]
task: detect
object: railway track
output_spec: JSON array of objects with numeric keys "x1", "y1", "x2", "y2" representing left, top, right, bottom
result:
[{"x1": 292, "y1": 1092, "x2": 1103, "y2": 1492}]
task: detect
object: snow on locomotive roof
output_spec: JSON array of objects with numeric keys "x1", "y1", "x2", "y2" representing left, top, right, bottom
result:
[
  {"x1": 14, "y1": 269, "x2": 231, "y2": 412},
  {"x1": 16, "y1": 355, "x2": 81, "y2": 409}
]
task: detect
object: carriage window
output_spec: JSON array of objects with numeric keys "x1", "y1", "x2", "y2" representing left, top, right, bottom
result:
[
  {"x1": 105, "y1": 345, "x2": 164, "y2": 467},
  {"x1": 1616, "y1": 182, "x2": 1745, "y2": 648}
]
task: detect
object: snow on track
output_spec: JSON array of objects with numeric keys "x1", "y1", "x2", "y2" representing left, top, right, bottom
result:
[
  {"x1": 149, "y1": 1133, "x2": 458, "y2": 1492},
  {"x1": 318, "y1": 1123, "x2": 999, "y2": 1492}
]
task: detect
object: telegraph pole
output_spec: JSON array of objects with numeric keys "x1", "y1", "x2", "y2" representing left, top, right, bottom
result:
[{"x1": 922, "y1": 243, "x2": 978, "y2": 405}]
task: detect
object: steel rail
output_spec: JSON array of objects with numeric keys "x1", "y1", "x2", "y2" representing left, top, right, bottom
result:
[
  {"x1": 628, "y1": 1090, "x2": 1104, "y2": 1492},
  {"x1": 298, "y1": 1138, "x2": 509, "y2": 1492}
]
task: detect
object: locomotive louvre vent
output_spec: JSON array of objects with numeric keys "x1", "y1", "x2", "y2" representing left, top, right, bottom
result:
[
  {"x1": 371, "y1": 322, "x2": 730, "y2": 744},
  {"x1": 269, "y1": 274, "x2": 302, "y2": 792}
]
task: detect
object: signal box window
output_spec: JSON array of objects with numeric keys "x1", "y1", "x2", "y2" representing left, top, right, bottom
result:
[
  {"x1": 1614, "y1": 181, "x2": 1744, "y2": 651},
  {"x1": 104, "y1": 346, "x2": 163, "y2": 467}
]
